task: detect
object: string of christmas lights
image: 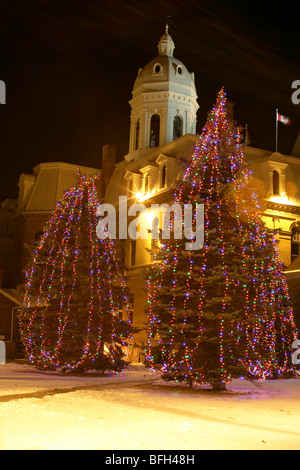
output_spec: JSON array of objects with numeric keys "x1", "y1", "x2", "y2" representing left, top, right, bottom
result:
[
  {"x1": 20, "y1": 173, "x2": 132, "y2": 372},
  {"x1": 146, "y1": 88, "x2": 297, "y2": 390}
]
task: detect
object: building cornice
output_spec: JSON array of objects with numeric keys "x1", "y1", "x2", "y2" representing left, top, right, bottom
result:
[{"x1": 266, "y1": 200, "x2": 300, "y2": 215}]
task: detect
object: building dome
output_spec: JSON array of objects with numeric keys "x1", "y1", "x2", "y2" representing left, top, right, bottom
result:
[
  {"x1": 126, "y1": 25, "x2": 199, "y2": 161},
  {"x1": 133, "y1": 55, "x2": 196, "y2": 97},
  {"x1": 132, "y1": 25, "x2": 196, "y2": 98}
]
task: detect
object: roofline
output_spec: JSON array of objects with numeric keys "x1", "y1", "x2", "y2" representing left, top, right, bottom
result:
[
  {"x1": 32, "y1": 161, "x2": 100, "y2": 174},
  {"x1": 245, "y1": 147, "x2": 300, "y2": 164},
  {"x1": 0, "y1": 289, "x2": 23, "y2": 307}
]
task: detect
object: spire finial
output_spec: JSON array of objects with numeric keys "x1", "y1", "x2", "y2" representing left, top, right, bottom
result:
[{"x1": 158, "y1": 24, "x2": 175, "y2": 57}]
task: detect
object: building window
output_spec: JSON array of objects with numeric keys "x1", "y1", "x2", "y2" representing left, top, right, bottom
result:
[
  {"x1": 291, "y1": 226, "x2": 300, "y2": 262},
  {"x1": 135, "y1": 119, "x2": 140, "y2": 150},
  {"x1": 272, "y1": 170, "x2": 280, "y2": 196},
  {"x1": 131, "y1": 239, "x2": 136, "y2": 266},
  {"x1": 161, "y1": 165, "x2": 167, "y2": 188},
  {"x1": 177, "y1": 65, "x2": 183, "y2": 75},
  {"x1": 144, "y1": 174, "x2": 149, "y2": 193},
  {"x1": 153, "y1": 63, "x2": 162, "y2": 74},
  {"x1": 173, "y1": 115, "x2": 182, "y2": 140},
  {"x1": 150, "y1": 114, "x2": 160, "y2": 147}
]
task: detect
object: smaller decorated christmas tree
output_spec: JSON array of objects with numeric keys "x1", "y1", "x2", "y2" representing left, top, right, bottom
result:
[
  {"x1": 146, "y1": 88, "x2": 297, "y2": 390},
  {"x1": 20, "y1": 173, "x2": 132, "y2": 372}
]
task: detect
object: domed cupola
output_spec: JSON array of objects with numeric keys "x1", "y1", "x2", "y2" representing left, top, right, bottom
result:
[
  {"x1": 125, "y1": 25, "x2": 199, "y2": 161},
  {"x1": 157, "y1": 23, "x2": 175, "y2": 56}
]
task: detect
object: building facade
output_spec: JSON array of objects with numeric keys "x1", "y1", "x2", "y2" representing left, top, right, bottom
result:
[
  {"x1": 104, "y1": 26, "x2": 300, "y2": 360},
  {"x1": 0, "y1": 26, "x2": 299, "y2": 360}
]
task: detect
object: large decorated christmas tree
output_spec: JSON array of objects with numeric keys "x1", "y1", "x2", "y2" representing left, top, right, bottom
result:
[
  {"x1": 20, "y1": 173, "x2": 132, "y2": 372},
  {"x1": 146, "y1": 88, "x2": 297, "y2": 390}
]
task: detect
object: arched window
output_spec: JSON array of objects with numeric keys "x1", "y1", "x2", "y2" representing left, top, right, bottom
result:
[
  {"x1": 135, "y1": 119, "x2": 140, "y2": 150},
  {"x1": 273, "y1": 170, "x2": 280, "y2": 196},
  {"x1": 161, "y1": 165, "x2": 167, "y2": 188},
  {"x1": 150, "y1": 114, "x2": 160, "y2": 147},
  {"x1": 291, "y1": 226, "x2": 300, "y2": 262},
  {"x1": 173, "y1": 115, "x2": 182, "y2": 140}
]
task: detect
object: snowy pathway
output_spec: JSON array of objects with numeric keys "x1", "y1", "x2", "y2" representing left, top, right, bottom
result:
[{"x1": 1, "y1": 363, "x2": 300, "y2": 450}]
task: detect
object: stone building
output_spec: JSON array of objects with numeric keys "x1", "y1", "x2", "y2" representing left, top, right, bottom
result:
[
  {"x1": 0, "y1": 25, "x2": 299, "y2": 360},
  {"x1": 103, "y1": 26, "x2": 300, "y2": 360}
]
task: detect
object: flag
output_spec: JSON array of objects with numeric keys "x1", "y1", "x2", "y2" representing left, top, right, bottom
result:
[{"x1": 277, "y1": 112, "x2": 292, "y2": 126}]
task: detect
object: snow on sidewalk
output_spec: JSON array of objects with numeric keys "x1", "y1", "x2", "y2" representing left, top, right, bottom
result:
[
  {"x1": 1, "y1": 362, "x2": 300, "y2": 450},
  {"x1": 0, "y1": 362, "x2": 158, "y2": 398}
]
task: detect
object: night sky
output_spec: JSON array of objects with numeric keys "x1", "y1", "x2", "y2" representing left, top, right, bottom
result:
[{"x1": 0, "y1": 0, "x2": 300, "y2": 201}]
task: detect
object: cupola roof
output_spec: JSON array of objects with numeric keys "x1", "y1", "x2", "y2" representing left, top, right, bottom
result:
[
  {"x1": 157, "y1": 23, "x2": 175, "y2": 57},
  {"x1": 132, "y1": 25, "x2": 197, "y2": 98}
]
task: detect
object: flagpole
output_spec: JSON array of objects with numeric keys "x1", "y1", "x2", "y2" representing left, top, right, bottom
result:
[{"x1": 275, "y1": 108, "x2": 278, "y2": 152}]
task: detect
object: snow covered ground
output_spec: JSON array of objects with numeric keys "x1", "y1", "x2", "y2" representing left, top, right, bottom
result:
[{"x1": 1, "y1": 362, "x2": 300, "y2": 450}]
